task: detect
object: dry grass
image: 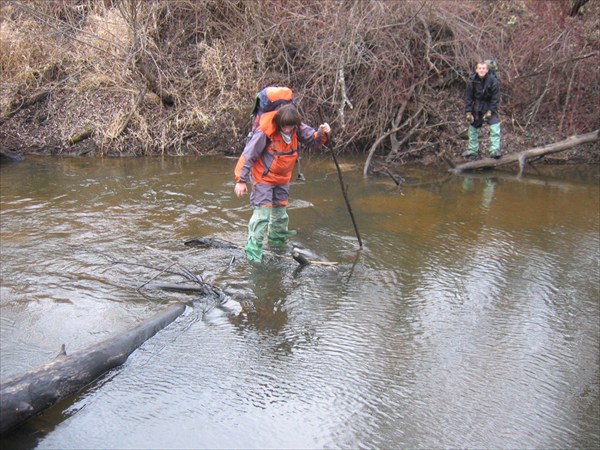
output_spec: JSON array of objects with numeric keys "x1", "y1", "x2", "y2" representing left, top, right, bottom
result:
[{"x1": 0, "y1": 0, "x2": 598, "y2": 162}]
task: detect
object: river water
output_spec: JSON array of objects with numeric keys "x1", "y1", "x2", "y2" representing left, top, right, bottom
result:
[{"x1": 0, "y1": 155, "x2": 598, "y2": 449}]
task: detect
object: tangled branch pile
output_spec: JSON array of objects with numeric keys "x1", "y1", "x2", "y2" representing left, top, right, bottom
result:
[{"x1": 0, "y1": 0, "x2": 598, "y2": 166}]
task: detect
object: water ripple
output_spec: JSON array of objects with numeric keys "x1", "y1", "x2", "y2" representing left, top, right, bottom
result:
[{"x1": 1, "y1": 158, "x2": 598, "y2": 450}]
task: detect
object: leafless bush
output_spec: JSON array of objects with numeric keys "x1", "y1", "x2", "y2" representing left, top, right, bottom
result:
[{"x1": 0, "y1": 0, "x2": 597, "y2": 161}]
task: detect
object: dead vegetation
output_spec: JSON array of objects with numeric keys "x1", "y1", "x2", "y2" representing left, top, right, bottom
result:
[{"x1": 0, "y1": 0, "x2": 598, "y2": 166}]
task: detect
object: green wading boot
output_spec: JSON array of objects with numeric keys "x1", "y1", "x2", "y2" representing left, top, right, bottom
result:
[
  {"x1": 268, "y1": 207, "x2": 296, "y2": 248},
  {"x1": 489, "y1": 123, "x2": 501, "y2": 159},
  {"x1": 462, "y1": 125, "x2": 480, "y2": 158},
  {"x1": 244, "y1": 207, "x2": 271, "y2": 263}
]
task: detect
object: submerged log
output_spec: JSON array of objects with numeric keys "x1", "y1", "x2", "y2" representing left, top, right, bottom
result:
[
  {"x1": 124, "y1": 281, "x2": 208, "y2": 293},
  {"x1": 452, "y1": 129, "x2": 599, "y2": 174},
  {"x1": 184, "y1": 237, "x2": 337, "y2": 266},
  {"x1": 0, "y1": 302, "x2": 186, "y2": 435},
  {"x1": 184, "y1": 237, "x2": 240, "y2": 250}
]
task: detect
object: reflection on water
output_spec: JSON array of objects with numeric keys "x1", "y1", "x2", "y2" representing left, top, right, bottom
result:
[{"x1": 1, "y1": 156, "x2": 598, "y2": 449}]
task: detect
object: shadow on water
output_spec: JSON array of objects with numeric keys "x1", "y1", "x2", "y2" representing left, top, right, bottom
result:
[{"x1": 1, "y1": 156, "x2": 598, "y2": 449}]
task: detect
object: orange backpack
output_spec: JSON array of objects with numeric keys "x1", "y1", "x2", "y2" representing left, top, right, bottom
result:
[{"x1": 245, "y1": 86, "x2": 294, "y2": 140}]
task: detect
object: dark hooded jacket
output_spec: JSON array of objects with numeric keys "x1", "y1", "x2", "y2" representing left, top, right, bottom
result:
[{"x1": 464, "y1": 72, "x2": 500, "y2": 126}]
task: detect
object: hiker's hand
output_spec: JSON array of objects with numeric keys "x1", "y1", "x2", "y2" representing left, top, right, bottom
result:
[
  {"x1": 319, "y1": 123, "x2": 331, "y2": 134},
  {"x1": 234, "y1": 182, "x2": 247, "y2": 197},
  {"x1": 465, "y1": 112, "x2": 474, "y2": 124},
  {"x1": 483, "y1": 110, "x2": 492, "y2": 122}
]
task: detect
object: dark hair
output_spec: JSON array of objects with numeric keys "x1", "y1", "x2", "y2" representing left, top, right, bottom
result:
[{"x1": 273, "y1": 104, "x2": 302, "y2": 130}]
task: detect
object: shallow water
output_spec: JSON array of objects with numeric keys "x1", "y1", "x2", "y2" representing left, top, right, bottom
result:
[{"x1": 1, "y1": 155, "x2": 598, "y2": 449}]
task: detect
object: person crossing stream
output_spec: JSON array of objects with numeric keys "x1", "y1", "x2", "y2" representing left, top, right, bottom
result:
[{"x1": 233, "y1": 87, "x2": 331, "y2": 263}]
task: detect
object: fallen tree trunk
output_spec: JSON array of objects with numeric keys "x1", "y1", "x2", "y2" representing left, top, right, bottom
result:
[
  {"x1": 0, "y1": 302, "x2": 186, "y2": 435},
  {"x1": 451, "y1": 129, "x2": 599, "y2": 174},
  {"x1": 124, "y1": 281, "x2": 208, "y2": 293},
  {"x1": 183, "y1": 237, "x2": 338, "y2": 266},
  {"x1": 184, "y1": 237, "x2": 240, "y2": 249}
]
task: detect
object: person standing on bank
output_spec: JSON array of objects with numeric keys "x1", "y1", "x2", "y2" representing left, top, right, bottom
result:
[
  {"x1": 463, "y1": 60, "x2": 502, "y2": 159},
  {"x1": 234, "y1": 101, "x2": 330, "y2": 263}
]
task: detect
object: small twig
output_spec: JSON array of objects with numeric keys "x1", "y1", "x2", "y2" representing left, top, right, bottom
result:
[
  {"x1": 385, "y1": 119, "x2": 423, "y2": 163},
  {"x1": 383, "y1": 167, "x2": 404, "y2": 186},
  {"x1": 137, "y1": 262, "x2": 177, "y2": 292},
  {"x1": 364, "y1": 101, "x2": 423, "y2": 176},
  {"x1": 525, "y1": 70, "x2": 553, "y2": 130},
  {"x1": 112, "y1": 86, "x2": 147, "y2": 139},
  {"x1": 515, "y1": 52, "x2": 597, "y2": 80},
  {"x1": 559, "y1": 61, "x2": 578, "y2": 133},
  {"x1": 367, "y1": 0, "x2": 426, "y2": 31},
  {"x1": 290, "y1": 249, "x2": 338, "y2": 266},
  {"x1": 144, "y1": 246, "x2": 203, "y2": 284}
]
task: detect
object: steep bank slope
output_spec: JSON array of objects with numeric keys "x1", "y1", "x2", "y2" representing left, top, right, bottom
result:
[{"x1": 1, "y1": 0, "x2": 598, "y2": 165}]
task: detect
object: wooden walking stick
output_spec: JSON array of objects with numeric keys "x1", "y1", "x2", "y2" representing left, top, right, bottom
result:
[
  {"x1": 316, "y1": 110, "x2": 363, "y2": 248},
  {"x1": 329, "y1": 145, "x2": 363, "y2": 249}
]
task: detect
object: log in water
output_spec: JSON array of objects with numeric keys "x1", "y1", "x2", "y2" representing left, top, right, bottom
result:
[{"x1": 0, "y1": 302, "x2": 186, "y2": 435}]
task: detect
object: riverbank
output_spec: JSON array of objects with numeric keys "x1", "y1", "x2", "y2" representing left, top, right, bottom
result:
[{"x1": 1, "y1": 1, "x2": 598, "y2": 166}]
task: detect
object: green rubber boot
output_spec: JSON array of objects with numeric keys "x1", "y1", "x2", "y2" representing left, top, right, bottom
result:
[
  {"x1": 244, "y1": 207, "x2": 271, "y2": 263},
  {"x1": 268, "y1": 207, "x2": 296, "y2": 247},
  {"x1": 489, "y1": 123, "x2": 501, "y2": 158},
  {"x1": 464, "y1": 124, "x2": 480, "y2": 156}
]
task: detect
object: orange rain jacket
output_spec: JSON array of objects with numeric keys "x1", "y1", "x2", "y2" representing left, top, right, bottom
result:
[{"x1": 234, "y1": 112, "x2": 328, "y2": 186}]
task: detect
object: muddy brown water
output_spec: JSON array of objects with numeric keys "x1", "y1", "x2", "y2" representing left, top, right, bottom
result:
[{"x1": 1, "y1": 155, "x2": 598, "y2": 449}]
